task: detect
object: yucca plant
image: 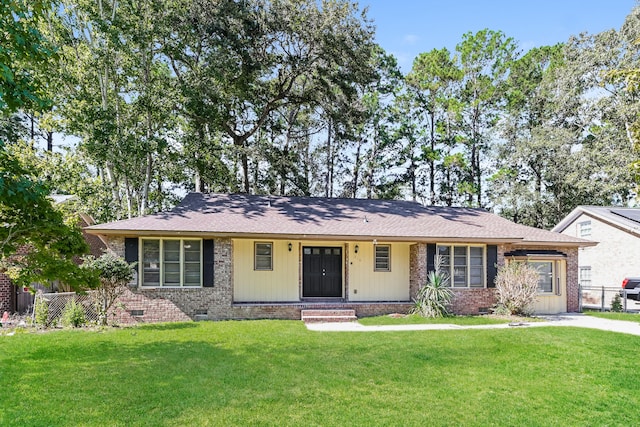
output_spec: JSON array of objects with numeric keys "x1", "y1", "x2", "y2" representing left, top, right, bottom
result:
[{"x1": 411, "y1": 256, "x2": 453, "y2": 318}]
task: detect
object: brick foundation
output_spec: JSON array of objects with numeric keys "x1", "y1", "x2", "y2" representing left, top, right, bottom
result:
[{"x1": 450, "y1": 289, "x2": 497, "y2": 315}]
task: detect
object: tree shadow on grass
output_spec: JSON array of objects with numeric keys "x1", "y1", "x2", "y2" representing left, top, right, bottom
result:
[{"x1": 132, "y1": 321, "x2": 199, "y2": 331}]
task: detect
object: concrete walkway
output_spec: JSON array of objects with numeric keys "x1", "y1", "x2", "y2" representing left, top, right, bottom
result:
[{"x1": 306, "y1": 313, "x2": 640, "y2": 336}]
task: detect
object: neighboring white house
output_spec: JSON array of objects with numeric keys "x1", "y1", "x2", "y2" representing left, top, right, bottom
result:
[{"x1": 553, "y1": 206, "x2": 640, "y2": 290}]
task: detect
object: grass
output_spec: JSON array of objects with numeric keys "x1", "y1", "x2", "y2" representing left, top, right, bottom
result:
[
  {"x1": 585, "y1": 310, "x2": 640, "y2": 322},
  {"x1": 1, "y1": 320, "x2": 640, "y2": 426},
  {"x1": 358, "y1": 314, "x2": 516, "y2": 326}
]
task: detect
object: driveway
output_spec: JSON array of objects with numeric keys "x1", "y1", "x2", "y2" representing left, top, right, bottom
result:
[{"x1": 306, "y1": 313, "x2": 640, "y2": 336}]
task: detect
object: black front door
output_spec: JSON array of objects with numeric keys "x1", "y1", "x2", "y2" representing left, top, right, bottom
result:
[{"x1": 303, "y1": 247, "x2": 342, "y2": 297}]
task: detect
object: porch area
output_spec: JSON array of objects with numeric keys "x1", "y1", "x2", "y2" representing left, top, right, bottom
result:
[{"x1": 231, "y1": 301, "x2": 413, "y2": 320}]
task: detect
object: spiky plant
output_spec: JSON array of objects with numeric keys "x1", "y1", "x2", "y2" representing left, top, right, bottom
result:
[{"x1": 411, "y1": 256, "x2": 452, "y2": 318}]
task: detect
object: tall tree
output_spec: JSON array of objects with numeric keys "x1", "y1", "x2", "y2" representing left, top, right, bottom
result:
[
  {"x1": 164, "y1": 0, "x2": 377, "y2": 193},
  {"x1": 1, "y1": 0, "x2": 98, "y2": 290},
  {"x1": 406, "y1": 47, "x2": 462, "y2": 204},
  {"x1": 456, "y1": 29, "x2": 516, "y2": 206}
]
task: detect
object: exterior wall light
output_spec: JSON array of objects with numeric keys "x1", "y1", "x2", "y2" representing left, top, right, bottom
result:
[
  {"x1": 354, "y1": 244, "x2": 359, "y2": 254},
  {"x1": 288, "y1": 242, "x2": 292, "y2": 252}
]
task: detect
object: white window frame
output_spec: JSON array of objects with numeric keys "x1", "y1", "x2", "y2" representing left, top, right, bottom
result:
[
  {"x1": 579, "y1": 266, "x2": 592, "y2": 288},
  {"x1": 254, "y1": 242, "x2": 273, "y2": 271},
  {"x1": 507, "y1": 258, "x2": 563, "y2": 295},
  {"x1": 374, "y1": 244, "x2": 391, "y2": 272},
  {"x1": 578, "y1": 221, "x2": 592, "y2": 238},
  {"x1": 436, "y1": 244, "x2": 486, "y2": 288},
  {"x1": 140, "y1": 238, "x2": 203, "y2": 288},
  {"x1": 529, "y1": 260, "x2": 554, "y2": 294}
]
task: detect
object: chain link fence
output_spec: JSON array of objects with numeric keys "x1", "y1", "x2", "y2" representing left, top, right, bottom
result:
[
  {"x1": 579, "y1": 285, "x2": 640, "y2": 312},
  {"x1": 33, "y1": 291, "x2": 100, "y2": 327}
]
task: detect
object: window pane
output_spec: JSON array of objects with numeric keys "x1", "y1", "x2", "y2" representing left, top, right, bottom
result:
[
  {"x1": 470, "y1": 267, "x2": 483, "y2": 287},
  {"x1": 375, "y1": 245, "x2": 390, "y2": 271},
  {"x1": 531, "y1": 261, "x2": 553, "y2": 293},
  {"x1": 164, "y1": 240, "x2": 180, "y2": 261},
  {"x1": 579, "y1": 267, "x2": 591, "y2": 287},
  {"x1": 453, "y1": 246, "x2": 467, "y2": 266},
  {"x1": 142, "y1": 240, "x2": 160, "y2": 286},
  {"x1": 183, "y1": 240, "x2": 200, "y2": 261},
  {"x1": 184, "y1": 263, "x2": 201, "y2": 286},
  {"x1": 183, "y1": 240, "x2": 201, "y2": 286},
  {"x1": 453, "y1": 266, "x2": 467, "y2": 287},
  {"x1": 255, "y1": 243, "x2": 273, "y2": 270},
  {"x1": 436, "y1": 245, "x2": 451, "y2": 278},
  {"x1": 470, "y1": 247, "x2": 483, "y2": 265}
]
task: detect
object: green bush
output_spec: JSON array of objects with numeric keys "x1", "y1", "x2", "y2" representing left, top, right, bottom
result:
[
  {"x1": 611, "y1": 293, "x2": 623, "y2": 312},
  {"x1": 81, "y1": 252, "x2": 134, "y2": 326},
  {"x1": 34, "y1": 296, "x2": 49, "y2": 328},
  {"x1": 61, "y1": 299, "x2": 86, "y2": 328}
]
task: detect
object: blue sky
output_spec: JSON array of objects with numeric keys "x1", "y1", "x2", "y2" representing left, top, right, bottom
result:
[{"x1": 362, "y1": 0, "x2": 637, "y2": 72}]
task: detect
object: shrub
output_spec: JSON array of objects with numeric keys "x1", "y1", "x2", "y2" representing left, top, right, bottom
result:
[
  {"x1": 493, "y1": 261, "x2": 540, "y2": 316},
  {"x1": 411, "y1": 256, "x2": 452, "y2": 318},
  {"x1": 611, "y1": 293, "x2": 623, "y2": 312},
  {"x1": 61, "y1": 299, "x2": 86, "y2": 328},
  {"x1": 81, "y1": 252, "x2": 134, "y2": 326},
  {"x1": 34, "y1": 294, "x2": 49, "y2": 328}
]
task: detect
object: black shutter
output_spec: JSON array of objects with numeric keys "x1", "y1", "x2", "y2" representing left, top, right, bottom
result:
[
  {"x1": 124, "y1": 238, "x2": 139, "y2": 263},
  {"x1": 486, "y1": 245, "x2": 498, "y2": 288},
  {"x1": 203, "y1": 239, "x2": 214, "y2": 287},
  {"x1": 427, "y1": 243, "x2": 436, "y2": 273}
]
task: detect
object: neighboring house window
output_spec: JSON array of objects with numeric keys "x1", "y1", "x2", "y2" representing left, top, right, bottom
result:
[
  {"x1": 141, "y1": 239, "x2": 202, "y2": 287},
  {"x1": 374, "y1": 245, "x2": 391, "y2": 272},
  {"x1": 437, "y1": 245, "x2": 485, "y2": 288},
  {"x1": 579, "y1": 267, "x2": 592, "y2": 288},
  {"x1": 255, "y1": 242, "x2": 273, "y2": 270},
  {"x1": 578, "y1": 221, "x2": 591, "y2": 237}
]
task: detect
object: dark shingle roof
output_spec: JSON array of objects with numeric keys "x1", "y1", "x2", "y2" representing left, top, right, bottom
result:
[{"x1": 86, "y1": 193, "x2": 592, "y2": 246}]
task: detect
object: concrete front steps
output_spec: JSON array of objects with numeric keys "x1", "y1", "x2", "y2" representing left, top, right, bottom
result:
[{"x1": 301, "y1": 309, "x2": 357, "y2": 323}]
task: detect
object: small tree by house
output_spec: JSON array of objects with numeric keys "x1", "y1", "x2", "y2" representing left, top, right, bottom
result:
[
  {"x1": 81, "y1": 252, "x2": 134, "y2": 326},
  {"x1": 412, "y1": 255, "x2": 453, "y2": 318},
  {"x1": 493, "y1": 261, "x2": 540, "y2": 316}
]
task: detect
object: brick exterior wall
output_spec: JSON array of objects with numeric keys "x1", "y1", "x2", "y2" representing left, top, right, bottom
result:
[
  {"x1": 450, "y1": 289, "x2": 496, "y2": 315},
  {"x1": 409, "y1": 243, "x2": 426, "y2": 300},
  {"x1": 565, "y1": 247, "x2": 579, "y2": 312},
  {"x1": 0, "y1": 273, "x2": 13, "y2": 313},
  {"x1": 102, "y1": 236, "x2": 581, "y2": 324}
]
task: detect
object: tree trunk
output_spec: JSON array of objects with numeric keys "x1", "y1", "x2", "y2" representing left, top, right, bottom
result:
[
  {"x1": 325, "y1": 119, "x2": 332, "y2": 198},
  {"x1": 352, "y1": 142, "x2": 362, "y2": 198},
  {"x1": 46, "y1": 131, "x2": 53, "y2": 152},
  {"x1": 429, "y1": 111, "x2": 436, "y2": 205}
]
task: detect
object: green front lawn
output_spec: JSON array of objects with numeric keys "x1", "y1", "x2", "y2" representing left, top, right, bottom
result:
[
  {"x1": 585, "y1": 310, "x2": 640, "y2": 322},
  {"x1": 1, "y1": 321, "x2": 639, "y2": 426},
  {"x1": 358, "y1": 314, "x2": 515, "y2": 326}
]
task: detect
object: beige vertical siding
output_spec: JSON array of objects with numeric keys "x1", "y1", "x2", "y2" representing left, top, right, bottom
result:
[
  {"x1": 532, "y1": 259, "x2": 567, "y2": 314},
  {"x1": 233, "y1": 239, "x2": 300, "y2": 302},
  {"x1": 348, "y1": 242, "x2": 411, "y2": 301}
]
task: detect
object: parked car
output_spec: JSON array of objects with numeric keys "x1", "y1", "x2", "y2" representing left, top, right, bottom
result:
[{"x1": 621, "y1": 277, "x2": 640, "y2": 301}]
